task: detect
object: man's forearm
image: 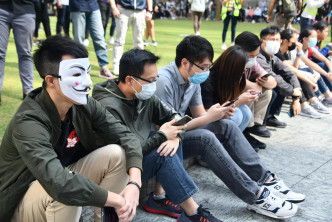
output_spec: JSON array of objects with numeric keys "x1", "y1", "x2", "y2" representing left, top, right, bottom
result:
[{"x1": 128, "y1": 167, "x2": 142, "y2": 187}]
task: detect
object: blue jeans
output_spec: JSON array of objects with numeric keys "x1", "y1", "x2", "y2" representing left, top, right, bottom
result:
[
  {"x1": 0, "y1": 8, "x2": 35, "y2": 93},
  {"x1": 230, "y1": 105, "x2": 252, "y2": 132},
  {"x1": 71, "y1": 10, "x2": 109, "y2": 67},
  {"x1": 142, "y1": 145, "x2": 198, "y2": 204},
  {"x1": 300, "y1": 16, "x2": 314, "y2": 31},
  {"x1": 56, "y1": 5, "x2": 70, "y2": 36},
  {"x1": 183, "y1": 119, "x2": 271, "y2": 204},
  {"x1": 300, "y1": 67, "x2": 329, "y2": 95},
  {"x1": 222, "y1": 12, "x2": 238, "y2": 43},
  {"x1": 316, "y1": 62, "x2": 332, "y2": 91}
]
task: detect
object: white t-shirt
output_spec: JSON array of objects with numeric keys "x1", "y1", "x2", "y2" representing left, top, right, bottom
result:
[
  {"x1": 289, "y1": 47, "x2": 319, "y2": 69},
  {"x1": 61, "y1": 0, "x2": 69, "y2": 6}
]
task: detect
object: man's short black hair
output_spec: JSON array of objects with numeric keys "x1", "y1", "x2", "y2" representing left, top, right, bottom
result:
[
  {"x1": 260, "y1": 26, "x2": 280, "y2": 39},
  {"x1": 235, "y1": 31, "x2": 261, "y2": 52},
  {"x1": 175, "y1": 35, "x2": 214, "y2": 67},
  {"x1": 118, "y1": 49, "x2": 160, "y2": 83},
  {"x1": 33, "y1": 35, "x2": 88, "y2": 80},
  {"x1": 280, "y1": 29, "x2": 297, "y2": 41},
  {"x1": 312, "y1": 21, "x2": 328, "y2": 32}
]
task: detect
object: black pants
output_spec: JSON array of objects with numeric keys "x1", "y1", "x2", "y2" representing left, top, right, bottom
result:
[
  {"x1": 34, "y1": 0, "x2": 51, "y2": 38},
  {"x1": 56, "y1": 5, "x2": 70, "y2": 36},
  {"x1": 299, "y1": 79, "x2": 315, "y2": 103},
  {"x1": 98, "y1": 1, "x2": 111, "y2": 36}
]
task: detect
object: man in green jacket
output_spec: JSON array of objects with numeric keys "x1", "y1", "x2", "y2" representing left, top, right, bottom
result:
[
  {"x1": 0, "y1": 36, "x2": 142, "y2": 222},
  {"x1": 92, "y1": 49, "x2": 222, "y2": 222}
]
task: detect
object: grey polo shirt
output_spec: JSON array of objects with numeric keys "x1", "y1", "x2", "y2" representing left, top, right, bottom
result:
[{"x1": 155, "y1": 62, "x2": 203, "y2": 116}]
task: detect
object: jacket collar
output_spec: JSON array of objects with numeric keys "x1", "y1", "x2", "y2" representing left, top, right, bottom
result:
[{"x1": 260, "y1": 47, "x2": 273, "y2": 61}]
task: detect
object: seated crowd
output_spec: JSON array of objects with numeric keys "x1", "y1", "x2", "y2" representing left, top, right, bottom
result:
[{"x1": 2, "y1": 21, "x2": 332, "y2": 221}]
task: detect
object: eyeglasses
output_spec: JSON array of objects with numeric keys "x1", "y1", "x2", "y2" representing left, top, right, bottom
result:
[
  {"x1": 132, "y1": 75, "x2": 159, "y2": 83},
  {"x1": 187, "y1": 59, "x2": 213, "y2": 72},
  {"x1": 264, "y1": 38, "x2": 281, "y2": 43}
]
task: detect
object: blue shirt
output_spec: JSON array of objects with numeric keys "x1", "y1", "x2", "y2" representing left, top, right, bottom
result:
[
  {"x1": 69, "y1": 0, "x2": 99, "y2": 12},
  {"x1": 155, "y1": 62, "x2": 203, "y2": 116}
]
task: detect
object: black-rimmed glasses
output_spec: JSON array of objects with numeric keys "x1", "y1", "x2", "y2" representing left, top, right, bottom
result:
[
  {"x1": 132, "y1": 75, "x2": 159, "y2": 83},
  {"x1": 187, "y1": 59, "x2": 213, "y2": 72}
]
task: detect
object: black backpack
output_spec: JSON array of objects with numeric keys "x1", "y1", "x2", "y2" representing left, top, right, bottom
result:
[{"x1": 277, "y1": 0, "x2": 297, "y2": 18}]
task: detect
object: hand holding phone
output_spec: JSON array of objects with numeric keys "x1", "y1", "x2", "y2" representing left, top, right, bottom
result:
[
  {"x1": 224, "y1": 98, "x2": 239, "y2": 107},
  {"x1": 260, "y1": 73, "x2": 272, "y2": 79},
  {"x1": 172, "y1": 115, "x2": 192, "y2": 126}
]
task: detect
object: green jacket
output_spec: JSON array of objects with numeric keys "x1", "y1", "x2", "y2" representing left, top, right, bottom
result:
[
  {"x1": 92, "y1": 79, "x2": 183, "y2": 155},
  {"x1": 0, "y1": 87, "x2": 143, "y2": 221}
]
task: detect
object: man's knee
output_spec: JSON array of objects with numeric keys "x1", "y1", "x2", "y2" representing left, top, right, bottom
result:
[{"x1": 98, "y1": 144, "x2": 126, "y2": 164}]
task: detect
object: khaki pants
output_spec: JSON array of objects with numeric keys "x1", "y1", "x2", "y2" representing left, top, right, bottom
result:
[
  {"x1": 247, "y1": 89, "x2": 272, "y2": 127},
  {"x1": 11, "y1": 145, "x2": 129, "y2": 222},
  {"x1": 274, "y1": 13, "x2": 293, "y2": 30},
  {"x1": 112, "y1": 8, "x2": 146, "y2": 74}
]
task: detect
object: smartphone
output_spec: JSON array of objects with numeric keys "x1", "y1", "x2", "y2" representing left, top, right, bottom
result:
[
  {"x1": 225, "y1": 98, "x2": 239, "y2": 107},
  {"x1": 261, "y1": 73, "x2": 272, "y2": 79},
  {"x1": 257, "y1": 91, "x2": 262, "y2": 96},
  {"x1": 172, "y1": 115, "x2": 192, "y2": 126},
  {"x1": 288, "y1": 109, "x2": 294, "y2": 118}
]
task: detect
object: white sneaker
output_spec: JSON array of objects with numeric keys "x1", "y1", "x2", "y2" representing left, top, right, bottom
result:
[
  {"x1": 83, "y1": 39, "x2": 89, "y2": 47},
  {"x1": 143, "y1": 40, "x2": 148, "y2": 47},
  {"x1": 152, "y1": 41, "x2": 158, "y2": 47},
  {"x1": 108, "y1": 38, "x2": 114, "y2": 45},
  {"x1": 299, "y1": 105, "x2": 322, "y2": 119},
  {"x1": 247, "y1": 186, "x2": 298, "y2": 219},
  {"x1": 264, "y1": 176, "x2": 306, "y2": 203},
  {"x1": 221, "y1": 43, "x2": 227, "y2": 50},
  {"x1": 310, "y1": 100, "x2": 330, "y2": 114}
]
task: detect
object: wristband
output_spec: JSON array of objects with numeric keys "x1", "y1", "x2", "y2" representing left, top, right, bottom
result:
[
  {"x1": 296, "y1": 52, "x2": 302, "y2": 58},
  {"x1": 127, "y1": 181, "x2": 141, "y2": 191},
  {"x1": 292, "y1": 96, "x2": 300, "y2": 100}
]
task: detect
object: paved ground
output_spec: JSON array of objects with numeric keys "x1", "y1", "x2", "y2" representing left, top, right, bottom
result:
[{"x1": 81, "y1": 100, "x2": 332, "y2": 222}]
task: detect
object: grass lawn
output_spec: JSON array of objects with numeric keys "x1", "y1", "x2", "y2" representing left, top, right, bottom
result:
[{"x1": 0, "y1": 17, "x2": 329, "y2": 140}]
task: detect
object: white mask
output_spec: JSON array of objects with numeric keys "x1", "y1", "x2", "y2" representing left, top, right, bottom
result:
[
  {"x1": 264, "y1": 41, "x2": 280, "y2": 56},
  {"x1": 246, "y1": 57, "x2": 256, "y2": 69},
  {"x1": 131, "y1": 77, "x2": 156, "y2": 100},
  {"x1": 58, "y1": 58, "x2": 93, "y2": 105}
]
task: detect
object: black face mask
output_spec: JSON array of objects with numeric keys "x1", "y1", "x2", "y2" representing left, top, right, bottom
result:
[{"x1": 288, "y1": 42, "x2": 296, "y2": 51}]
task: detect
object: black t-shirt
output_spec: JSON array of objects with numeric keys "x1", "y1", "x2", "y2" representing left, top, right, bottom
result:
[
  {"x1": 54, "y1": 110, "x2": 87, "y2": 167},
  {"x1": 275, "y1": 50, "x2": 290, "y2": 61},
  {"x1": 201, "y1": 73, "x2": 219, "y2": 110}
]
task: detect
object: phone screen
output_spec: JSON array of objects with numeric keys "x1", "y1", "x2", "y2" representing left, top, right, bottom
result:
[{"x1": 172, "y1": 116, "x2": 192, "y2": 126}]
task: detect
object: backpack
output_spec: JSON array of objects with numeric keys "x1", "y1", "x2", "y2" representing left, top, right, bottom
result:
[{"x1": 277, "y1": 0, "x2": 297, "y2": 18}]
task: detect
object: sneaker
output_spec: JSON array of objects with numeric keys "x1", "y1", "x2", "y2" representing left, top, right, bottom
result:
[
  {"x1": 83, "y1": 39, "x2": 89, "y2": 47},
  {"x1": 266, "y1": 115, "x2": 287, "y2": 128},
  {"x1": 108, "y1": 38, "x2": 115, "y2": 45},
  {"x1": 310, "y1": 101, "x2": 330, "y2": 114},
  {"x1": 143, "y1": 193, "x2": 182, "y2": 218},
  {"x1": 143, "y1": 40, "x2": 149, "y2": 46},
  {"x1": 198, "y1": 159, "x2": 209, "y2": 167},
  {"x1": 152, "y1": 40, "x2": 158, "y2": 47},
  {"x1": 221, "y1": 43, "x2": 227, "y2": 50},
  {"x1": 322, "y1": 99, "x2": 332, "y2": 108},
  {"x1": 244, "y1": 132, "x2": 266, "y2": 150},
  {"x1": 99, "y1": 66, "x2": 115, "y2": 79},
  {"x1": 299, "y1": 105, "x2": 321, "y2": 119},
  {"x1": 33, "y1": 39, "x2": 41, "y2": 47},
  {"x1": 322, "y1": 97, "x2": 332, "y2": 105},
  {"x1": 247, "y1": 186, "x2": 298, "y2": 219},
  {"x1": 177, "y1": 205, "x2": 222, "y2": 222},
  {"x1": 248, "y1": 125, "x2": 271, "y2": 138},
  {"x1": 264, "y1": 176, "x2": 305, "y2": 203}
]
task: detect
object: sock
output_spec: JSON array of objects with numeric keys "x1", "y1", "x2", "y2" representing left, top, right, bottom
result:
[{"x1": 153, "y1": 193, "x2": 166, "y2": 200}]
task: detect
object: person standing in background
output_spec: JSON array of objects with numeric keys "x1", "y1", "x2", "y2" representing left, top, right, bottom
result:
[
  {"x1": 221, "y1": 0, "x2": 244, "y2": 50},
  {"x1": 0, "y1": 0, "x2": 35, "y2": 105},
  {"x1": 144, "y1": 0, "x2": 158, "y2": 47},
  {"x1": 33, "y1": 0, "x2": 52, "y2": 45},
  {"x1": 300, "y1": 0, "x2": 328, "y2": 31},
  {"x1": 56, "y1": 0, "x2": 70, "y2": 37},
  {"x1": 189, "y1": 0, "x2": 208, "y2": 35}
]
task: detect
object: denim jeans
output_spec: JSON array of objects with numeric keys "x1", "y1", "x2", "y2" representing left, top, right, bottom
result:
[
  {"x1": 71, "y1": 10, "x2": 109, "y2": 67},
  {"x1": 56, "y1": 5, "x2": 70, "y2": 36},
  {"x1": 267, "y1": 89, "x2": 285, "y2": 117},
  {"x1": 230, "y1": 105, "x2": 252, "y2": 132},
  {"x1": 142, "y1": 145, "x2": 198, "y2": 204},
  {"x1": 183, "y1": 119, "x2": 271, "y2": 204},
  {"x1": 222, "y1": 12, "x2": 238, "y2": 43},
  {"x1": 316, "y1": 62, "x2": 332, "y2": 91},
  {"x1": 300, "y1": 16, "x2": 314, "y2": 31},
  {"x1": 0, "y1": 8, "x2": 35, "y2": 94}
]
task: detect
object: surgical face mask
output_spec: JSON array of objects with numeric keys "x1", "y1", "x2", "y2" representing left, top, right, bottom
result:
[
  {"x1": 288, "y1": 42, "x2": 296, "y2": 51},
  {"x1": 246, "y1": 57, "x2": 256, "y2": 69},
  {"x1": 186, "y1": 66, "x2": 210, "y2": 84},
  {"x1": 58, "y1": 58, "x2": 93, "y2": 105},
  {"x1": 131, "y1": 77, "x2": 156, "y2": 100},
  {"x1": 308, "y1": 37, "x2": 318, "y2": 48},
  {"x1": 264, "y1": 41, "x2": 280, "y2": 56}
]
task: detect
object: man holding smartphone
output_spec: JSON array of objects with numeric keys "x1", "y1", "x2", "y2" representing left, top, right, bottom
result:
[{"x1": 235, "y1": 31, "x2": 277, "y2": 149}]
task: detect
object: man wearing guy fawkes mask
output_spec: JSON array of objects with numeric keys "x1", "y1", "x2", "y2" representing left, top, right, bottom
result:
[{"x1": 0, "y1": 36, "x2": 143, "y2": 222}]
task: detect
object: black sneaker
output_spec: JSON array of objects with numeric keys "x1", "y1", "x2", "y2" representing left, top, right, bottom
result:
[
  {"x1": 266, "y1": 116, "x2": 287, "y2": 128},
  {"x1": 102, "y1": 207, "x2": 118, "y2": 222},
  {"x1": 177, "y1": 205, "x2": 223, "y2": 222},
  {"x1": 248, "y1": 125, "x2": 271, "y2": 138},
  {"x1": 143, "y1": 192, "x2": 182, "y2": 218},
  {"x1": 244, "y1": 133, "x2": 266, "y2": 150}
]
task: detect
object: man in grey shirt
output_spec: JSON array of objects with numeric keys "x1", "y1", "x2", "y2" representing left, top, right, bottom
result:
[
  {"x1": 155, "y1": 35, "x2": 305, "y2": 220},
  {"x1": 256, "y1": 26, "x2": 302, "y2": 129}
]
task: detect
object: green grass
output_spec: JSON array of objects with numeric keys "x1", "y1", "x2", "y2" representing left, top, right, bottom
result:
[{"x1": 0, "y1": 17, "x2": 329, "y2": 140}]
